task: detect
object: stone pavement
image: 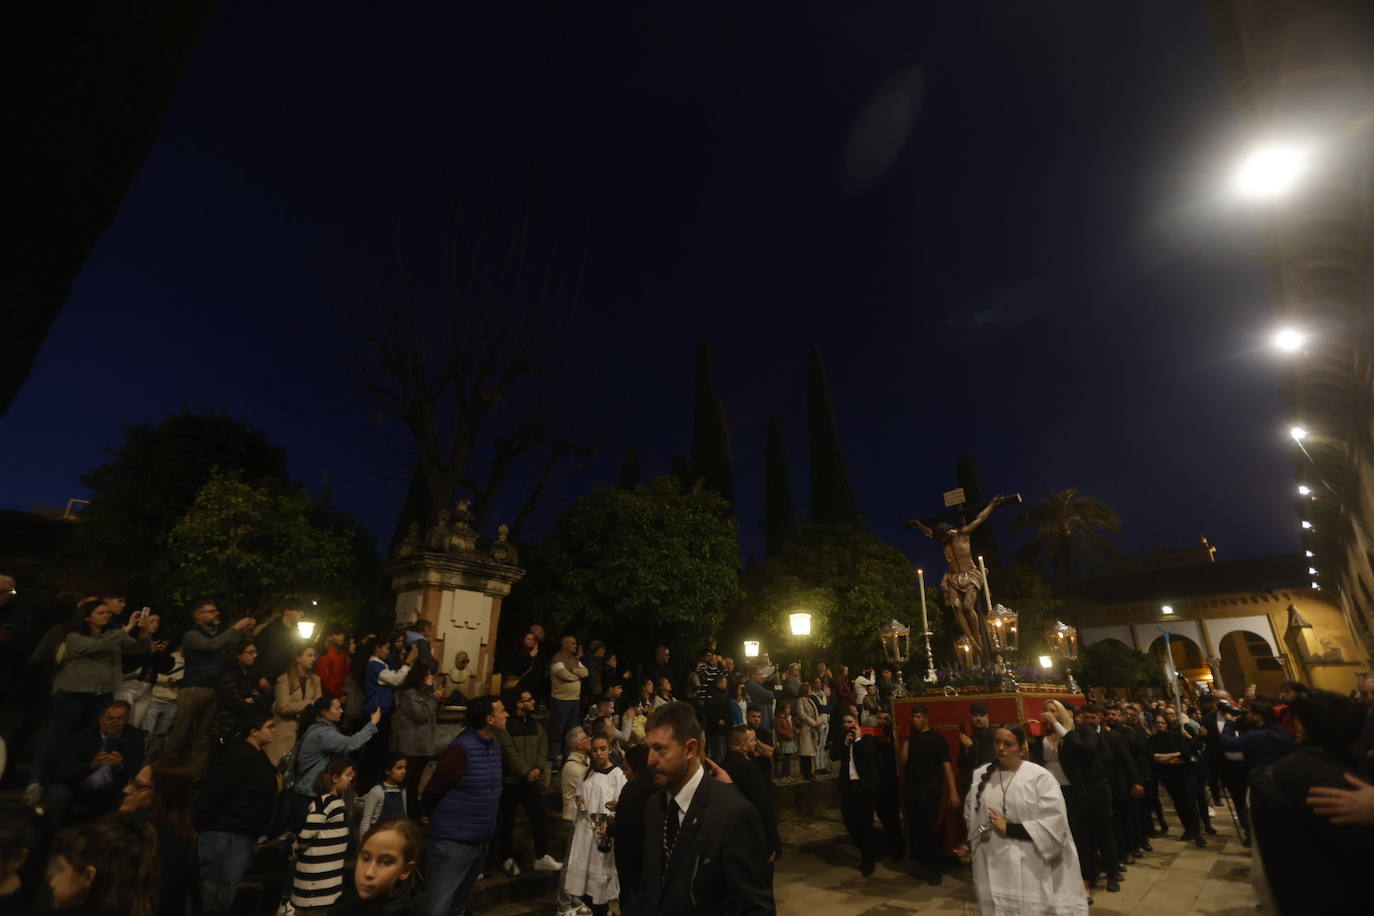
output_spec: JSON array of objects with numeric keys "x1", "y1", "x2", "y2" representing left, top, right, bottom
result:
[{"x1": 475, "y1": 796, "x2": 1259, "y2": 915}]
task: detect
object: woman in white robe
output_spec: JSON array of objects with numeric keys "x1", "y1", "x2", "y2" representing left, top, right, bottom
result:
[
  {"x1": 957, "y1": 723, "x2": 1088, "y2": 916},
  {"x1": 564, "y1": 734, "x2": 627, "y2": 913}
]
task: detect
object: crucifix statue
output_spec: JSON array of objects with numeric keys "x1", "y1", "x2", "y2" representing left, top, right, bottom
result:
[{"x1": 907, "y1": 492, "x2": 1020, "y2": 667}]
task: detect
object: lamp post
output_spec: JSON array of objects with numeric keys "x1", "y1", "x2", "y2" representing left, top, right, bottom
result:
[
  {"x1": 297, "y1": 620, "x2": 317, "y2": 641},
  {"x1": 789, "y1": 611, "x2": 812, "y2": 675},
  {"x1": 743, "y1": 640, "x2": 760, "y2": 660}
]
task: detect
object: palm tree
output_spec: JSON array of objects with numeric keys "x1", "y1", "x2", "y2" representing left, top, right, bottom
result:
[{"x1": 1011, "y1": 489, "x2": 1120, "y2": 587}]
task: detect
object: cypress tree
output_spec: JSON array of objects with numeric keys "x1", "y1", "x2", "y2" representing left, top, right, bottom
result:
[
  {"x1": 807, "y1": 345, "x2": 858, "y2": 525},
  {"x1": 669, "y1": 452, "x2": 692, "y2": 489},
  {"x1": 689, "y1": 342, "x2": 735, "y2": 505},
  {"x1": 762, "y1": 417, "x2": 799, "y2": 556},
  {"x1": 617, "y1": 446, "x2": 641, "y2": 489}
]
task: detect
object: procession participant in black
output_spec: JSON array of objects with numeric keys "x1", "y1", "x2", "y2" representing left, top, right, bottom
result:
[
  {"x1": 722, "y1": 726, "x2": 781, "y2": 861},
  {"x1": 641, "y1": 701, "x2": 773, "y2": 915},
  {"x1": 830, "y1": 709, "x2": 880, "y2": 876},
  {"x1": 871, "y1": 710, "x2": 905, "y2": 862},
  {"x1": 901, "y1": 704, "x2": 959, "y2": 885},
  {"x1": 1073, "y1": 705, "x2": 1122, "y2": 892}
]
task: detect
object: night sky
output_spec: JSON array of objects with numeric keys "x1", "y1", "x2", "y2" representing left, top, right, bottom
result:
[{"x1": 2, "y1": 3, "x2": 1300, "y2": 574}]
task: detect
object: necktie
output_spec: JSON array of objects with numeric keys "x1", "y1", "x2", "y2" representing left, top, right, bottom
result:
[{"x1": 662, "y1": 797, "x2": 681, "y2": 874}]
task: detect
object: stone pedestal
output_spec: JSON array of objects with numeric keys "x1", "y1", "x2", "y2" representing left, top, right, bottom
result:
[{"x1": 385, "y1": 534, "x2": 524, "y2": 696}]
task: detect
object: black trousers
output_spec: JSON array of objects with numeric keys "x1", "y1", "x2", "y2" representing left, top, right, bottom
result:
[
  {"x1": 1133, "y1": 780, "x2": 1154, "y2": 846},
  {"x1": 1218, "y1": 759, "x2": 1251, "y2": 833},
  {"x1": 875, "y1": 792, "x2": 903, "y2": 859},
  {"x1": 904, "y1": 790, "x2": 942, "y2": 870},
  {"x1": 1110, "y1": 779, "x2": 1136, "y2": 858},
  {"x1": 840, "y1": 782, "x2": 878, "y2": 866},
  {"x1": 498, "y1": 779, "x2": 550, "y2": 860},
  {"x1": 1060, "y1": 784, "x2": 1091, "y2": 880},
  {"x1": 1158, "y1": 766, "x2": 1200, "y2": 836},
  {"x1": 1081, "y1": 781, "x2": 1117, "y2": 881}
]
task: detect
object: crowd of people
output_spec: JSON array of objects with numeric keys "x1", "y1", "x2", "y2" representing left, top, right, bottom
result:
[{"x1": 2, "y1": 576, "x2": 1374, "y2": 915}]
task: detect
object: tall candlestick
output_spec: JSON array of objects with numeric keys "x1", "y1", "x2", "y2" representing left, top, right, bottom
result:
[
  {"x1": 917, "y1": 568, "x2": 928, "y2": 634},
  {"x1": 978, "y1": 554, "x2": 994, "y2": 616}
]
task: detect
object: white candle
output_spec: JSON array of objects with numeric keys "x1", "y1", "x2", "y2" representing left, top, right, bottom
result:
[
  {"x1": 917, "y1": 568, "x2": 928, "y2": 634},
  {"x1": 978, "y1": 554, "x2": 994, "y2": 616}
]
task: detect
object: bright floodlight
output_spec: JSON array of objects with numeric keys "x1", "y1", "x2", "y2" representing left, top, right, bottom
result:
[
  {"x1": 297, "y1": 620, "x2": 317, "y2": 640},
  {"x1": 1162, "y1": 604, "x2": 1174, "y2": 615},
  {"x1": 1235, "y1": 144, "x2": 1307, "y2": 198},
  {"x1": 1311, "y1": 581, "x2": 1321, "y2": 590},
  {"x1": 789, "y1": 612, "x2": 812, "y2": 637},
  {"x1": 1309, "y1": 567, "x2": 1318, "y2": 575},
  {"x1": 1302, "y1": 520, "x2": 1313, "y2": 529},
  {"x1": 1305, "y1": 550, "x2": 1314, "y2": 557},
  {"x1": 1272, "y1": 328, "x2": 1306, "y2": 353},
  {"x1": 743, "y1": 640, "x2": 760, "y2": 659},
  {"x1": 1298, "y1": 485, "x2": 1311, "y2": 496},
  {"x1": 1290, "y1": 426, "x2": 1308, "y2": 441},
  {"x1": 1038, "y1": 655, "x2": 1054, "y2": 669}
]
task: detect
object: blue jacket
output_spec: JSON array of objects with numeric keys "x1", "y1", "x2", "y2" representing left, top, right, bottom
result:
[
  {"x1": 362, "y1": 657, "x2": 406, "y2": 714},
  {"x1": 181, "y1": 623, "x2": 243, "y2": 689},
  {"x1": 429, "y1": 728, "x2": 502, "y2": 842}
]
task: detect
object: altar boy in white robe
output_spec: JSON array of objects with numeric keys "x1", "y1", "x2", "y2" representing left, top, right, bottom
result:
[
  {"x1": 564, "y1": 734, "x2": 627, "y2": 915},
  {"x1": 957, "y1": 723, "x2": 1088, "y2": 916}
]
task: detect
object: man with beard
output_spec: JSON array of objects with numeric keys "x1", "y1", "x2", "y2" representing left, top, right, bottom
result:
[
  {"x1": 641, "y1": 701, "x2": 773, "y2": 915},
  {"x1": 1104, "y1": 705, "x2": 1146, "y2": 863},
  {"x1": 722, "y1": 726, "x2": 780, "y2": 862}
]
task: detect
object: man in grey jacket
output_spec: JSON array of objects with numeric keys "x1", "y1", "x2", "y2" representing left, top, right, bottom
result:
[
  {"x1": 164, "y1": 600, "x2": 254, "y2": 776},
  {"x1": 496, "y1": 689, "x2": 562, "y2": 876}
]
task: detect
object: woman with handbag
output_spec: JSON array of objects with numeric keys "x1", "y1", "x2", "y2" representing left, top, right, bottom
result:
[{"x1": 266, "y1": 646, "x2": 322, "y2": 766}]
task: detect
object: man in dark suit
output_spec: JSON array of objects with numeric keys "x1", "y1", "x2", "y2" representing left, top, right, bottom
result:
[
  {"x1": 829, "y1": 708, "x2": 880, "y2": 876},
  {"x1": 723, "y1": 725, "x2": 780, "y2": 861},
  {"x1": 614, "y1": 744, "x2": 657, "y2": 916},
  {"x1": 640, "y1": 701, "x2": 774, "y2": 916},
  {"x1": 49, "y1": 699, "x2": 145, "y2": 824}
]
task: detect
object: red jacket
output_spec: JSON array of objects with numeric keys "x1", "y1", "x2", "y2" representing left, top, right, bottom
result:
[{"x1": 318, "y1": 646, "x2": 351, "y2": 699}]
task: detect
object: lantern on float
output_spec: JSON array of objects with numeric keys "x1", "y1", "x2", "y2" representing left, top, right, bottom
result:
[
  {"x1": 1051, "y1": 620, "x2": 1079, "y2": 660},
  {"x1": 880, "y1": 619, "x2": 911, "y2": 664},
  {"x1": 987, "y1": 603, "x2": 1019, "y2": 653}
]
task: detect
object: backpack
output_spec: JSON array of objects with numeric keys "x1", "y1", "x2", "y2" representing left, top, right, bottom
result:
[{"x1": 279, "y1": 723, "x2": 322, "y2": 791}]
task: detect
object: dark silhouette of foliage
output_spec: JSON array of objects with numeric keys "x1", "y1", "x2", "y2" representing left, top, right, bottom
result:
[
  {"x1": 617, "y1": 446, "x2": 641, "y2": 490},
  {"x1": 689, "y1": 342, "x2": 734, "y2": 506},
  {"x1": 762, "y1": 417, "x2": 798, "y2": 557},
  {"x1": 807, "y1": 346, "x2": 857, "y2": 525},
  {"x1": 1070, "y1": 639, "x2": 1164, "y2": 690},
  {"x1": 1011, "y1": 488, "x2": 1120, "y2": 587}
]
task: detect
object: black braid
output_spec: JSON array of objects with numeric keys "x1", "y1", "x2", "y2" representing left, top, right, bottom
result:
[{"x1": 973, "y1": 763, "x2": 996, "y2": 815}]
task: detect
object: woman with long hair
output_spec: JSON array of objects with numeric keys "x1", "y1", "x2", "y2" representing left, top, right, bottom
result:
[
  {"x1": 392, "y1": 664, "x2": 444, "y2": 817},
  {"x1": 119, "y1": 755, "x2": 198, "y2": 916},
  {"x1": 34, "y1": 602, "x2": 147, "y2": 796},
  {"x1": 266, "y1": 645, "x2": 322, "y2": 765},
  {"x1": 958, "y1": 723, "x2": 1087, "y2": 915},
  {"x1": 49, "y1": 813, "x2": 160, "y2": 916},
  {"x1": 1030, "y1": 700, "x2": 1095, "y2": 900}
]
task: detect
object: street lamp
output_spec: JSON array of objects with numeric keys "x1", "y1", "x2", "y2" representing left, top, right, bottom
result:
[
  {"x1": 743, "y1": 640, "x2": 760, "y2": 659},
  {"x1": 297, "y1": 620, "x2": 317, "y2": 640},
  {"x1": 1290, "y1": 426, "x2": 1308, "y2": 441},
  {"x1": 1298, "y1": 485, "x2": 1311, "y2": 496},
  {"x1": 1234, "y1": 143, "x2": 1308, "y2": 199},
  {"x1": 789, "y1": 612, "x2": 812, "y2": 637},
  {"x1": 1162, "y1": 604, "x2": 1175, "y2": 615}
]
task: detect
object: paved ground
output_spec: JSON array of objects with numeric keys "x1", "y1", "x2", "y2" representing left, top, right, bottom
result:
[{"x1": 477, "y1": 797, "x2": 1259, "y2": 915}]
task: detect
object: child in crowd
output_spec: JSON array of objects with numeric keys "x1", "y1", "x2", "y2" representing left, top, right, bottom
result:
[
  {"x1": 0, "y1": 805, "x2": 41, "y2": 913},
  {"x1": 291, "y1": 757, "x2": 355, "y2": 914},
  {"x1": 49, "y1": 813, "x2": 159, "y2": 916},
  {"x1": 330, "y1": 818, "x2": 424, "y2": 916},
  {"x1": 775, "y1": 701, "x2": 798, "y2": 779},
  {"x1": 359, "y1": 753, "x2": 408, "y2": 839}
]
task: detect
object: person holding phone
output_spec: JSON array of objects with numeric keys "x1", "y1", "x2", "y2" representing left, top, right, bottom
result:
[{"x1": 830, "y1": 710, "x2": 881, "y2": 876}]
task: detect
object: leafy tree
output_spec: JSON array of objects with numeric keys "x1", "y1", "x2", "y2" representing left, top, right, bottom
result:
[
  {"x1": 60, "y1": 411, "x2": 289, "y2": 602},
  {"x1": 736, "y1": 523, "x2": 928, "y2": 667},
  {"x1": 1011, "y1": 488, "x2": 1120, "y2": 586},
  {"x1": 616, "y1": 446, "x2": 641, "y2": 490},
  {"x1": 807, "y1": 346, "x2": 858, "y2": 525},
  {"x1": 164, "y1": 472, "x2": 353, "y2": 618},
  {"x1": 1070, "y1": 639, "x2": 1164, "y2": 691},
  {"x1": 506, "y1": 477, "x2": 740, "y2": 660},
  {"x1": 761, "y1": 417, "x2": 798, "y2": 557}
]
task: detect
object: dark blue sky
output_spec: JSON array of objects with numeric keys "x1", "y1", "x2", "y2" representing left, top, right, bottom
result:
[{"x1": 2, "y1": 2, "x2": 1299, "y2": 573}]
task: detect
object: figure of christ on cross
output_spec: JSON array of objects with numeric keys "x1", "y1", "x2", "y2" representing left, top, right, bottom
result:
[{"x1": 907, "y1": 495, "x2": 1017, "y2": 667}]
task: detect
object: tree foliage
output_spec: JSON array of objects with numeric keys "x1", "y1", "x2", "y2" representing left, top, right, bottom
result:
[
  {"x1": 60, "y1": 411, "x2": 289, "y2": 599},
  {"x1": 164, "y1": 472, "x2": 354, "y2": 617},
  {"x1": 807, "y1": 346, "x2": 858, "y2": 526},
  {"x1": 761, "y1": 417, "x2": 798, "y2": 558},
  {"x1": 1011, "y1": 488, "x2": 1120, "y2": 586},
  {"x1": 1070, "y1": 639, "x2": 1165, "y2": 691},
  {"x1": 689, "y1": 342, "x2": 735, "y2": 505},
  {"x1": 736, "y1": 523, "x2": 926, "y2": 667},
  {"x1": 507, "y1": 477, "x2": 741, "y2": 659}
]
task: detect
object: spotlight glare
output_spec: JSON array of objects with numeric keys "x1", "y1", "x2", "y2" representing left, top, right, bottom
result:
[
  {"x1": 1290, "y1": 426, "x2": 1308, "y2": 441},
  {"x1": 1162, "y1": 604, "x2": 1174, "y2": 615},
  {"x1": 1309, "y1": 567, "x2": 1318, "y2": 575},
  {"x1": 1272, "y1": 328, "x2": 1306, "y2": 352},
  {"x1": 1305, "y1": 550, "x2": 1314, "y2": 558},
  {"x1": 1298, "y1": 485, "x2": 1311, "y2": 496},
  {"x1": 1235, "y1": 144, "x2": 1308, "y2": 198},
  {"x1": 1302, "y1": 520, "x2": 1313, "y2": 529}
]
